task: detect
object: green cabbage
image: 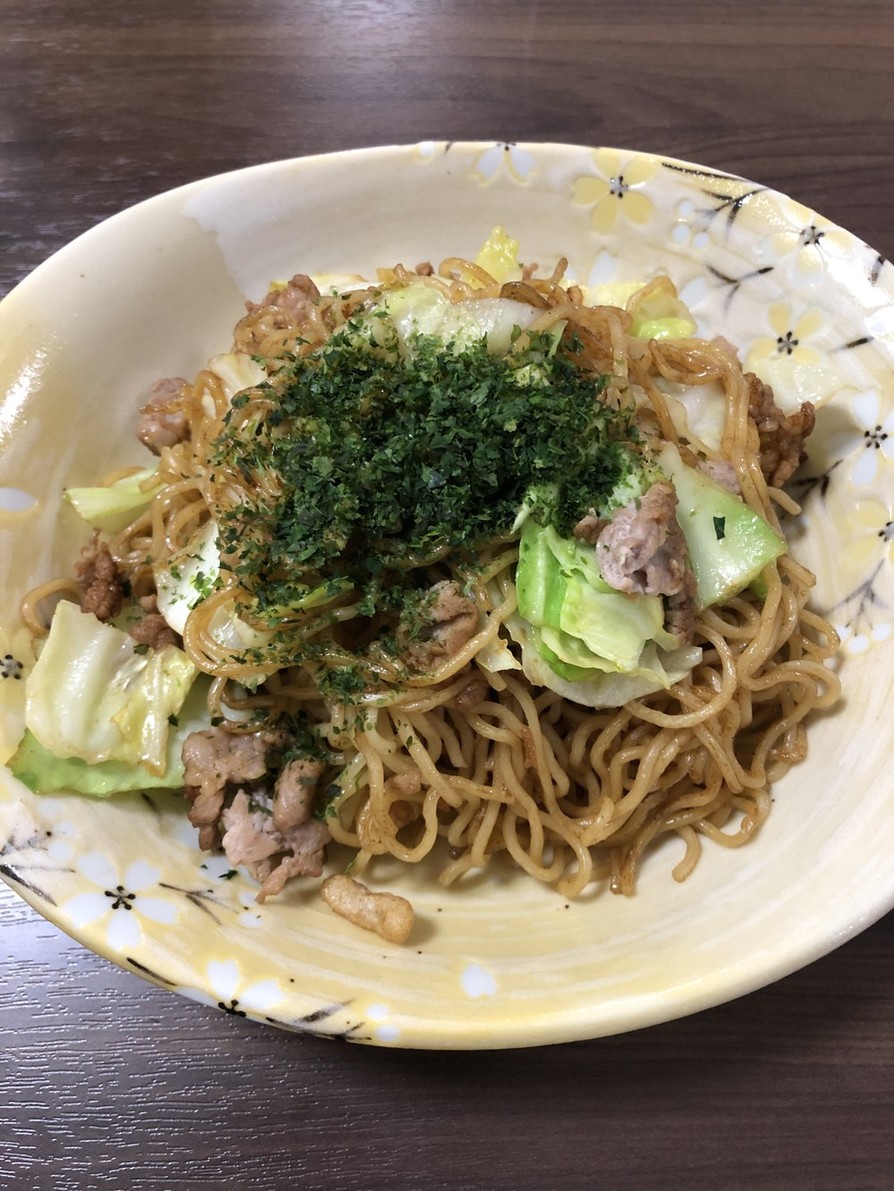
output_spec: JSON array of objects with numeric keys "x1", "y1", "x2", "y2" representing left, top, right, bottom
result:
[
  {"x1": 508, "y1": 611, "x2": 700, "y2": 709},
  {"x1": 155, "y1": 520, "x2": 222, "y2": 635},
  {"x1": 9, "y1": 676, "x2": 210, "y2": 796},
  {"x1": 206, "y1": 352, "x2": 267, "y2": 405},
  {"x1": 581, "y1": 277, "x2": 697, "y2": 341},
  {"x1": 658, "y1": 445, "x2": 786, "y2": 609},
  {"x1": 65, "y1": 467, "x2": 162, "y2": 533},
  {"x1": 24, "y1": 600, "x2": 198, "y2": 777},
  {"x1": 512, "y1": 519, "x2": 688, "y2": 706},
  {"x1": 474, "y1": 225, "x2": 523, "y2": 283},
  {"x1": 380, "y1": 281, "x2": 542, "y2": 356},
  {"x1": 511, "y1": 442, "x2": 787, "y2": 707}
]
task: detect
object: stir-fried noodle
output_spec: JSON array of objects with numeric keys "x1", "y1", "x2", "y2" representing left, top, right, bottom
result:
[{"x1": 21, "y1": 252, "x2": 839, "y2": 920}]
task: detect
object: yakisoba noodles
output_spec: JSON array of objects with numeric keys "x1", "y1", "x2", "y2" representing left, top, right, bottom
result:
[{"x1": 15, "y1": 234, "x2": 840, "y2": 943}]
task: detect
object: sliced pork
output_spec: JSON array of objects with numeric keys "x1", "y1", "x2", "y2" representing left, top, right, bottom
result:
[
  {"x1": 397, "y1": 580, "x2": 479, "y2": 672},
  {"x1": 182, "y1": 727, "x2": 270, "y2": 850},
  {"x1": 596, "y1": 481, "x2": 693, "y2": 599},
  {"x1": 595, "y1": 481, "x2": 696, "y2": 644},
  {"x1": 220, "y1": 789, "x2": 330, "y2": 903}
]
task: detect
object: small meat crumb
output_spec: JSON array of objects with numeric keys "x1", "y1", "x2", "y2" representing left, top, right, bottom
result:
[
  {"x1": 321, "y1": 874, "x2": 414, "y2": 944},
  {"x1": 254, "y1": 273, "x2": 321, "y2": 317},
  {"x1": 182, "y1": 727, "x2": 270, "y2": 850},
  {"x1": 128, "y1": 612, "x2": 180, "y2": 651},
  {"x1": 746, "y1": 372, "x2": 815, "y2": 487},
  {"x1": 572, "y1": 512, "x2": 609, "y2": 544},
  {"x1": 594, "y1": 481, "x2": 697, "y2": 644},
  {"x1": 75, "y1": 530, "x2": 125, "y2": 622},
  {"x1": 451, "y1": 673, "x2": 489, "y2": 711},
  {"x1": 698, "y1": 458, "x2": 741, "y2": 495}
]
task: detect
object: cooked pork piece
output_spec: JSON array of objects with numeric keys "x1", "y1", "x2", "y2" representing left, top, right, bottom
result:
[
  {"x1": 397, "y1": 580, "x2": 479, "y2": 672},
  {"x1": 136, "y1": 376, "x2": 189, "y2": 454},
  {"x1": 75, "y1": 530, "x2": 125, "y2": 622},
  {"x1": 746, "y1": 372, "x2": 815, "y2": 487}
]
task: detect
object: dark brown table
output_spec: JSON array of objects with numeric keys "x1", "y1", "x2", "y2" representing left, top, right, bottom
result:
[{"x1": 2, "y1": 3, "x2": 893, "y2": 1188}]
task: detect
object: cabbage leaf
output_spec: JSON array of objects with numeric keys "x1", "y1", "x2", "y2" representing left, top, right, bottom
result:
[
  {"x1": 9, "y1": 675, "x2": 210, "y2": 796},
  {"x1": 474, "y1": 225, "x2": 522, "y2": 284},
  {"x1": 24, "y1": 600, "x2": 198, "y2": 776},
  {"x1": 380, "y1": 281, "x2": 541, "y2": 356},
  {"x1": 512, "y1": 519, "x2": 691, "y2": 706},
  {"x1": 658, "y1": 445, "x2": 786, "y2": 609},
  {"x1": 65, "y1": 467, "x2": 163, "y2": 533}
]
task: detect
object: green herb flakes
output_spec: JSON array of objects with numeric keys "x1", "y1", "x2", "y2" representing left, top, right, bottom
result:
[{"x1": 211, "y1": 316, "x2": 640, "y2": 625}]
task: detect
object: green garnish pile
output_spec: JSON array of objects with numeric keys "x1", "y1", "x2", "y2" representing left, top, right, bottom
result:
[{"x1": 213, "y1": 315, "x2": 640, "y2": 615}]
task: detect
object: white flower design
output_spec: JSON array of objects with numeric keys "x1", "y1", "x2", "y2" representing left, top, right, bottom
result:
[
  {"x1": 183, "y1": 958, "x2": 287, "y2": 1017},
  {"x1": 851, "y1": 390, "x2": 894, "y2": 485},
  {"x1": 824, "y1": 389, "x2": 894, "y2": 487},
  {"x1": 236, "y1": 887, "x2": 265, "y2": 929},
  {"x1": 473, "y1": 142, "x2": 537, "y2": 185},
  {"x1": 412, "y1": 140, "x2": 438, "y2": 162},
  {"x1": 670, "y1": 199, "x2": 710, "y2": 251},
  {"x1": 60, "y1": 852, "x2": 178, "y2": 951},
  {"x1": 2, "y1": 794, "x2": 79, "y2": 848},
  {"x1": 183, "y1": 851, "x2": 265, "y2": 924},
  {"x1": 199, "y1": 852, "x2": 240, "y2": 880},
  {"x1": 366, "y1": 1002, "x2": 401, "y2": 1044},
  {"x1": 168, "y1": 809, "x2": 204, "y2": 851},
  {"x1": 755, "y1": 215, "x2": 854, "y2": 289}
]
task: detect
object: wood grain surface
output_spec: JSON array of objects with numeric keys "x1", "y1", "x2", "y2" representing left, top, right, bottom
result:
[{"x1": 2, "y1": 2, "x2": 893, "y2": 1188}]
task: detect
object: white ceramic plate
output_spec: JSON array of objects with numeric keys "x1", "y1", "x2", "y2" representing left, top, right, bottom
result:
[{"x1": 1, "y1": 142, "x2": 892, "y2": 1048}]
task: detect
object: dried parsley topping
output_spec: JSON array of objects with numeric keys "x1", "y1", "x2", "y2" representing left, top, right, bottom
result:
[{"x1": 212, "y1": 313, "x2": 641, "y2": 617}]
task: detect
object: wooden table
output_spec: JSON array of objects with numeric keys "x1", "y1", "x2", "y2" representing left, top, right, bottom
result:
[{"x1": 2, "y1": 2, "x2": 893, "y2": 1187}]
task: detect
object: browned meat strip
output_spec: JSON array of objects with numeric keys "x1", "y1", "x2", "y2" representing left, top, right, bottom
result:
[
  {"x1": 272, "y1": 758, "x2": 326, "y2": 833},
  {"x1": 183, "y1": 727, "x2": 269, "y2": 793},
  {"x1": 181, "y1": 725, "x2": 332, "y2": 899},
  {"x1": 711, "y1": 335, "x2": 740, "y2": 360},
  {"x1": 256, "y1": 829, "x2": 331, "y2": 902},
  {"x1": 664, "y1": 569, "x2": 697, "y2": 645},
  {"x1": 746, "y1": 372, "x2": 815, "y2": 487},
  {"x1": 219, "y1": 790, "x2": 330, "y2": 903},
  {"x1": 75, "y1": 530, "x2": 125, "y2": 622},
  {"x1": 235, "y1": 273, "x2": 324, "y2": 356},
  {"x1": 451, "y1": 673, "x2": 489, "y2": 711},
  {"x1": 136, "y1": 376, "x2": 189, "y2": 454},
  {"x1": 596, "y1": 481, "x2": 693, "y2": 598},
  {"x1": 181, "y1": 728, "x2": 269, "y2": 849},
  {"x1": 219, "y1": 791, "x2": 280, "y2": 866},
  {"x1": 397, "y1": 580, "x2": 479, "y2": 672}
]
